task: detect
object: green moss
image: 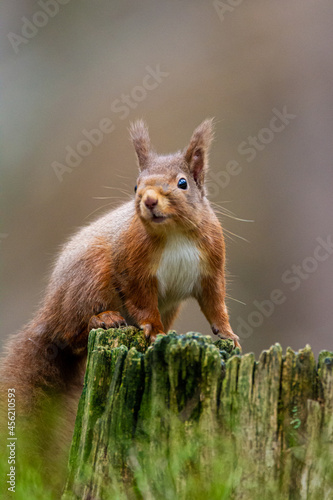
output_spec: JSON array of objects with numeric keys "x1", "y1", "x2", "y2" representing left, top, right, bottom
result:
[
  {"x1": 213, "y1": 338, "x2": 235, "y2": 354},
  {"x1": 90, "y1": 326, "x2": 149, "y2": 353}
]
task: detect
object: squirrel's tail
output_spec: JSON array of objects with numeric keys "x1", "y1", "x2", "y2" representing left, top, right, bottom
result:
[
  {"x1": 0, "y1": 318, "x2": 85, "y2": 416},
  {"x1": 0, "y1": 320, "x2": 83, "y2": 490}
]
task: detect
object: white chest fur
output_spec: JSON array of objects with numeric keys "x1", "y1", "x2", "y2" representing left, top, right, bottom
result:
[{"x1": 156, "y1": 234, "x2": 201, "y2": 301}]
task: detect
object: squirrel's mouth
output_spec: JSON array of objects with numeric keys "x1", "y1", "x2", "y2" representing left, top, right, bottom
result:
[
  {"x1": 139, "y1": 207, "x2": 169, "y2": 224},
  {"x1": 151, "y1": 213, "x2": 168, "y2": 223}
]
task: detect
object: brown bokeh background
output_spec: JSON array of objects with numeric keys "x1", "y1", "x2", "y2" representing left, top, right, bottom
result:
[{"x1": 1, "y1": 0, "x2": 333, "y2": 357}]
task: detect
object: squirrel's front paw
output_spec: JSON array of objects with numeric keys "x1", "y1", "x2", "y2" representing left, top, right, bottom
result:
[
  {"x1": 212, "y1": 325, "x2": 241, "y2": 349},
  {"x1": 141, "y1": 323, "x2": 165, "y2": 343},
  {"x1": 88, "y1": 311, "x2": 127, "y2": 331}
]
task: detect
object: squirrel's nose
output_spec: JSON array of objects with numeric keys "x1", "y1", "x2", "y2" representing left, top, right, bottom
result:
[{"x1": 144, "y1": 196, "x2": 158, "y2": 210}]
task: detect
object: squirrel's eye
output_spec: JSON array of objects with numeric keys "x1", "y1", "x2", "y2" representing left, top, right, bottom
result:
[
  {"x1": 134, "y1": 185, "x2": 137, "y2": 193},
  {"x1": 177, "y1": 178, "x2": 187, "y2": 190}
]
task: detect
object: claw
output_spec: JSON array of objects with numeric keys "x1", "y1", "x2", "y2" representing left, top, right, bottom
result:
[
  {"x1": 88, "y1": 311, "x2": 127, "y2": 331},
  {"x1": 141, "y1": 323, "x2": 164, "y2": 344}
]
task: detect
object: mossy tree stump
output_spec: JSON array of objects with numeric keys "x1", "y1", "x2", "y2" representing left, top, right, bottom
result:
[{"x1": 62, "y1": 329, "x2": 333, "y2": 500}]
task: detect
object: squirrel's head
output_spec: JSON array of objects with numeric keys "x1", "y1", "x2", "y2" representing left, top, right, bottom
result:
[{"x1": 129, "y1": 119, "x2": 214, "y2": 231}]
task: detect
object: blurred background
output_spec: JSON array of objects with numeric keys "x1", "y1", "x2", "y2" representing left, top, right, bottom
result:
[{"x1": 1, "y1": 0, "x2": 333, "y2": 357}]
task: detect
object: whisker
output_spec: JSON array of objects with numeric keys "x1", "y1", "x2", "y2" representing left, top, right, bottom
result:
[
  {"x1": 92, "y1": 196, "x2": 125, "y2": 200},
  {"x1": 222, "y1": 231, "x2": 236, "y2": 243},
  {"x1": 84, "y1": 201, "x2": 122, "y2": 221},
  {"x1": 102, "y1": 186, "x2": 133, "y2": 199},
  {"x1": 120, "y1": 181, "x2": 133, "y2": 189},
  {"x1": 180, "y1": 213, "x2": 197, "y2": 229},
  {"x1": 211, "y1": 203, "x2": 254, "y2": 223},
  {"x1": 115, "y1": 173, "x2": 132, "y2": 180},
  {"x1": 223, "y1": 227, "x2": 250, "y2": 243},
  {"x1": 225, "y1": 294, "x2": 247, "y2": 306}
]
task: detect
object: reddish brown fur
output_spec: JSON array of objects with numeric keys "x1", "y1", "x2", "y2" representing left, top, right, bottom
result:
[{"x1": 0, "y1": 119, "x2": 239, "y2": 486}]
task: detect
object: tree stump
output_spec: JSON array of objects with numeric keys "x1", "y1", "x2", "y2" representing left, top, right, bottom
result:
[{"x1": 62, "y1": 329, "x2": 333, "y2": 500}]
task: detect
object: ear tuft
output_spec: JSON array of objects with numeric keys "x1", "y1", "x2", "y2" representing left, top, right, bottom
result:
[
  {"x1": 185, "y1": 118, "x2": 214, "y2": 188},
  {"x1": 129, "y1": 120, "x2": 151, "y2": 170}
]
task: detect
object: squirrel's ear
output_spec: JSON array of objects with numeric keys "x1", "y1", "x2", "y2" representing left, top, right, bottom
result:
[
  {"x1": 184, "y1": 118, "x2": 214, "y2": 187},
  {"x1": 129, "y1": 120, "x2": 151, "y2": 170}
]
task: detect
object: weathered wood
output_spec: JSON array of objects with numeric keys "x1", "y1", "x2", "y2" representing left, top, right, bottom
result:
[{"x1": 62, "y1": 329, "x2": 333, "y2": 500}]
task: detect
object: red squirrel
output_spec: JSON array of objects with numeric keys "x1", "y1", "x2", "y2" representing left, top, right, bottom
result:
[{"x1": 0, "y1": 119, "x2": 239, "y2": 419}]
